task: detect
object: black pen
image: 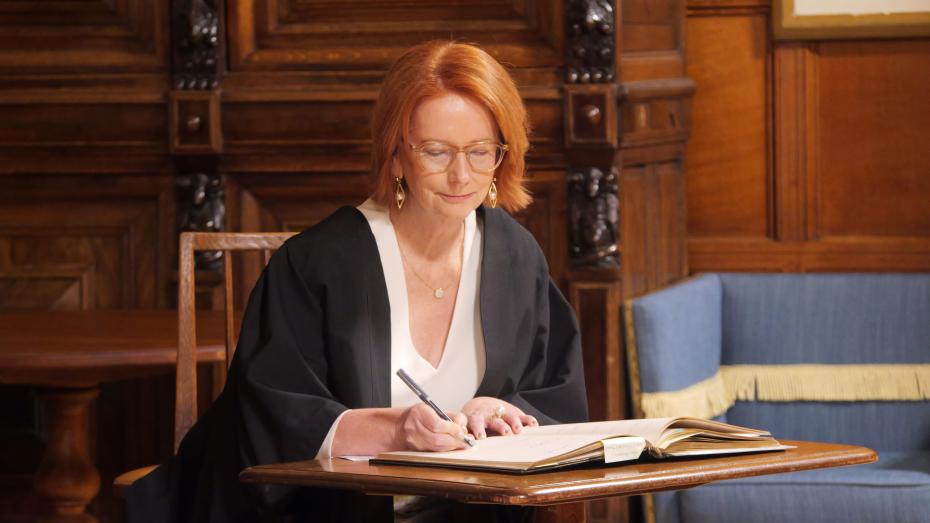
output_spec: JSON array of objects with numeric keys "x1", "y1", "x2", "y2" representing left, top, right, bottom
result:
[{"x1": 396, "y1": 368, "x2": 475, "y2": 448}]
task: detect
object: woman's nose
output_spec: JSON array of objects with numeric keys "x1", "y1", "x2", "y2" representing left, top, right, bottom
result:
[{"x1": 447, "y1": 152, "x2": 471, "y2": 184}]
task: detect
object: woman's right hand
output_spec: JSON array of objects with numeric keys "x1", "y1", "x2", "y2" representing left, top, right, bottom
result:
[{"x1": 394, "y1": 404, "x2": 470, "y2": 452}]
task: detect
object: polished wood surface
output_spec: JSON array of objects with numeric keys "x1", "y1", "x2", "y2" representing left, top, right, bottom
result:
[
  {"x1": 241, "y1": 441, "x2": 876, "y2": 506},
  {"x1": 0, "y1": 310, "x2": 226, "y2": 385}
]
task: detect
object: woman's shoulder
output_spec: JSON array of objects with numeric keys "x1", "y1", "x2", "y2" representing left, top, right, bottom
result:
[
  {"x1": 287, "y1": 206, "x2": 366, "y2": 247},
  {"x1": 275, "y1": 206, "x2": 373, "y2": 271}
]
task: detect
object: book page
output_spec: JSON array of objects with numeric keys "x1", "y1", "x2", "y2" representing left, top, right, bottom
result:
[
  {"x1": 377, "y1": 418, "x2": 675, "y2": 466},
  {"x1": 525, "y1": 418, "x2": 674, "y2": 446},
  {"x1": 382, "y1": 432, "x2": 608, "y2": 465}
]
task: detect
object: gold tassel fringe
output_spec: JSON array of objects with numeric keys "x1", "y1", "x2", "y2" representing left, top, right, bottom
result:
[{"x1": 640, "y1": 364, "x2": 930, "y2": 419}]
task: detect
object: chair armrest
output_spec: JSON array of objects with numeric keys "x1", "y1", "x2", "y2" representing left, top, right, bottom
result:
[{"x1": 113, "y1": 464, "x2": 158, "y2": 498}]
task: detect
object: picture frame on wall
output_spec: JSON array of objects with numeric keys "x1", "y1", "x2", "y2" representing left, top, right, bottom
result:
[{"x1": 773, "y1": 0, "x2": 930, "y2": 40}]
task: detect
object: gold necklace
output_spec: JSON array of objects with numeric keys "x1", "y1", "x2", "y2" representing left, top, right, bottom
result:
[{"x1": 397, "y1": 225, "x2": 464, "y2": 299}]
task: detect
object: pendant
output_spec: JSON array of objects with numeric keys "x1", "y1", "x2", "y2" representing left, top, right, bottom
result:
[{"x1": 434, "y1": 288, "x2": 445, "y2": 299}]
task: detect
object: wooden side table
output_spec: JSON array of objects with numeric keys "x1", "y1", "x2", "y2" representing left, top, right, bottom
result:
[{"x1": 241, "y1": 441, "x2": 877, "y2": 523}]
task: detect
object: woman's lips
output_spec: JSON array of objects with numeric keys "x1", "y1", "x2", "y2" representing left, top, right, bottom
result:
[{"x1": 439, "y1": 192, "x2": 475, "y2": 202}]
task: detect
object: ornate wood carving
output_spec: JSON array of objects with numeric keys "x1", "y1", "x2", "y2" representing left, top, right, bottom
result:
[
  {"x1": 171, "y1": 0, "x2": 222, "y2": 90},
  {"x1": 565, "y1": 0, "x2": 616, "y2": 84},
  {"x1": 177, "y1": 172, "x2": 225, "y2": 269},
  {"x1": 171, "y1": 0, "x2": 226, "y2": 271},
  {"x1": 569, "y1": 167, "x2": 620, "y2": 267}
]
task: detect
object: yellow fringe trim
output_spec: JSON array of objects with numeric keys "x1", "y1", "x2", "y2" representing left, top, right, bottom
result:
[{"x1": 640, "y1": 364, "x2": 930, "y2": 419}]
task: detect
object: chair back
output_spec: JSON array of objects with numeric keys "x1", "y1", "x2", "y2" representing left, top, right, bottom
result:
[{"x1": 175, "y1": 231, "x2": 296, "y2": 451}]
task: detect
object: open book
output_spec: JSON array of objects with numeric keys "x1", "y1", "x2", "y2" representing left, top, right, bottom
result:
[{"x1": 370, "y1": 417, "x2": 789, "y2": 473}]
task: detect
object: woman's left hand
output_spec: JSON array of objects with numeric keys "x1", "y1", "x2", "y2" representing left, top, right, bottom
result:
[{"x1": 461, "y1": 397, "x2": 539, "y2": 439}]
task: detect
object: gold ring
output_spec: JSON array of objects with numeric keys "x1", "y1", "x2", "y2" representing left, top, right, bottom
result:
[{"x1": 493, "y1": 406, "x2": 506, "y2": 419}]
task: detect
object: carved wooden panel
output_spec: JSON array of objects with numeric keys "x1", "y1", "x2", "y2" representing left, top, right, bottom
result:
[
  {"x1": 0, "y1": 264, "x2": 95, "y2": 310},
  {"x1": 0, "y1": 0, "x2": 168, "y2": 73},
  {"x1": 227, "y1": 0, "x2": 561, "y2": 76},
  {"x1": 0, "y1": 176, "x2": 174, "y2": 309}
]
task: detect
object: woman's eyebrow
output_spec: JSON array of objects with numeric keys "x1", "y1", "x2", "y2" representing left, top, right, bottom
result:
[{"x1": 417, "y1": 138, "x2": 497, "y2": 145}]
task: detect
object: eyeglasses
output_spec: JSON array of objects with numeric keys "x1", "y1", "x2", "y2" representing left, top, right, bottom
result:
[{"x1": 409, "y1": 140, "x2": 509, "y2": 174}]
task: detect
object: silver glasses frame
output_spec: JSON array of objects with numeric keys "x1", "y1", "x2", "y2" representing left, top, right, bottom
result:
[{"x1": 408, "y1": 140, "x2": 510, "y2": 174}]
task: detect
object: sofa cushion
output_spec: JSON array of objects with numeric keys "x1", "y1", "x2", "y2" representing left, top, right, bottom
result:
[
  {"x1": 727, "y1": 401, "x2": 930, "y2": 451},
  {"x1": 675, "y1": 451, "x2": 930, "y2": 523}
]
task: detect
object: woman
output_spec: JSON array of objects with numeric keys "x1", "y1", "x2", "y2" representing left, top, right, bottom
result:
[{"x1": 128, "y1": 41, "x2": 587, "y2": 522}]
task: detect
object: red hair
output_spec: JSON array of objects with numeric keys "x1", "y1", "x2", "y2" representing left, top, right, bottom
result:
[{"x1": 370, "y1": 41, "x2": 531, "y2": 212}]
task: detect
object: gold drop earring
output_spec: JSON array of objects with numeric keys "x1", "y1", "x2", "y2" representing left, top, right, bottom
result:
[
  {"x1": 394, "y1": 177, "x2": 406, "y2": 210},
  {"x1": 487, "y1": 177, "x2": 498, "y2": 208}
]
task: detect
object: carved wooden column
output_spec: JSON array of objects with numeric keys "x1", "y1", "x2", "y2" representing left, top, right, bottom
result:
[
  {"x1": 171, "y1": 0, "x2": 225, "y2": 253},
  {"x1": 563, "y1": 2, "x2": 626, "y2": 522},
  {"x1": 169, "y1": 0, "x2": 227, "y2": 408},
  {"x1": 563, "y1": 2, "x2": 692, "y2": 521}
]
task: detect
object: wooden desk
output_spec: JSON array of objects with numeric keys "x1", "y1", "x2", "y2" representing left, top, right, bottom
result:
[
  {"x1": 0, "y1": 310, "x2": 226, "y2": 523},
  {"x1": 241, "y1": 441, "x2": 877, "y2": 523}
]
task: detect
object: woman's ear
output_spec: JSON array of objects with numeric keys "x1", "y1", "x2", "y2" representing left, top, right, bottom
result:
[{"x1": 391, "y1": 150, "x2": 403, "y2": 180}]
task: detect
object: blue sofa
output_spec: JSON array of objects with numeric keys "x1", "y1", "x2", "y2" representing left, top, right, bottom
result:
[{"x1": 625, "y1": 273, "x2": 930, "y2": 523}]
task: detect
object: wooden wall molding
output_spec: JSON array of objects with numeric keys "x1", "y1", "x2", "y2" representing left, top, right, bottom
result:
[
  {"x1": 0, "y1": 0, "x2": 167, "y2": 73},
  {"x1": 0, "y1": 176, "x2": 174, "y2": 309},
  {"x1": 0, "y1": 264, "x2": 96, "y2": 311},
  {"x1": 227, "y1": 0, "x2": 562, "y2": 74},
  {"x1": 619, "y1": 78, "x2": 694, "y2": 149},
  {"x1": 773, "y1": 42, "x2": 811, "y2": 243}
]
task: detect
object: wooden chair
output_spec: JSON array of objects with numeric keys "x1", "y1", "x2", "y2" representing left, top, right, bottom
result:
[{"x1": 114, "y1": 231, "x2": 296, "y2": 496}]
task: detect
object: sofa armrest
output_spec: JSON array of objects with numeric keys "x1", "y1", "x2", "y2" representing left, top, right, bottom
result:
[{"x1": 626, "y1": 274, "x2": 723, "y2": 418}]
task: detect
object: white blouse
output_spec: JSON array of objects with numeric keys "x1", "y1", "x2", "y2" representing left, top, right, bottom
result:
[{"x1": 314, "y1": 198, "x2": 486, "y2": 458}]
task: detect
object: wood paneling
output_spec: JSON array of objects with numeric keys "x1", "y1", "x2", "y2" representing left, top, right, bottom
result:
[
  {"x1": 0, "y1": 0, "x2": 168, "y2": 73},
  {"x1": 0, "y1": 176, "x2": 173, "y2": 309},
  {"x1": 228, "y1": 0, "x2": 562, "y2": 76},
  {"x1": 0, "y1": 264, "x2": 95, "y2": 310},
  {"x1": 685, "y1": 13, "x2": 771, "y2": 240},
  {"x1": 686, "y1": 1, "x2": 930, "y2": 273},
  {"x1": 621, "y1": 158, "x2": 687, "y2": 297},
  {"x1": 815, "y1": 40, "x2": 930, "y2": 239}
]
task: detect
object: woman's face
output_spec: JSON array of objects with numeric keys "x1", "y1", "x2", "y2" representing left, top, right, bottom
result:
[{"x1": 394, "y1": 91, "x2": 499, "y2": 222}]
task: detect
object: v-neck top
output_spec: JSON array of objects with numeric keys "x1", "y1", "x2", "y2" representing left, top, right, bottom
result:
[{"x1": 315, "y1": 198, "x2": 486, "y2": 458}]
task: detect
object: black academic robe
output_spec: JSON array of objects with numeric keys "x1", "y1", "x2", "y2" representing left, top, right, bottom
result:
[{"x1": 127, "y1": 205, "x2": 588, "y2": 522}]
